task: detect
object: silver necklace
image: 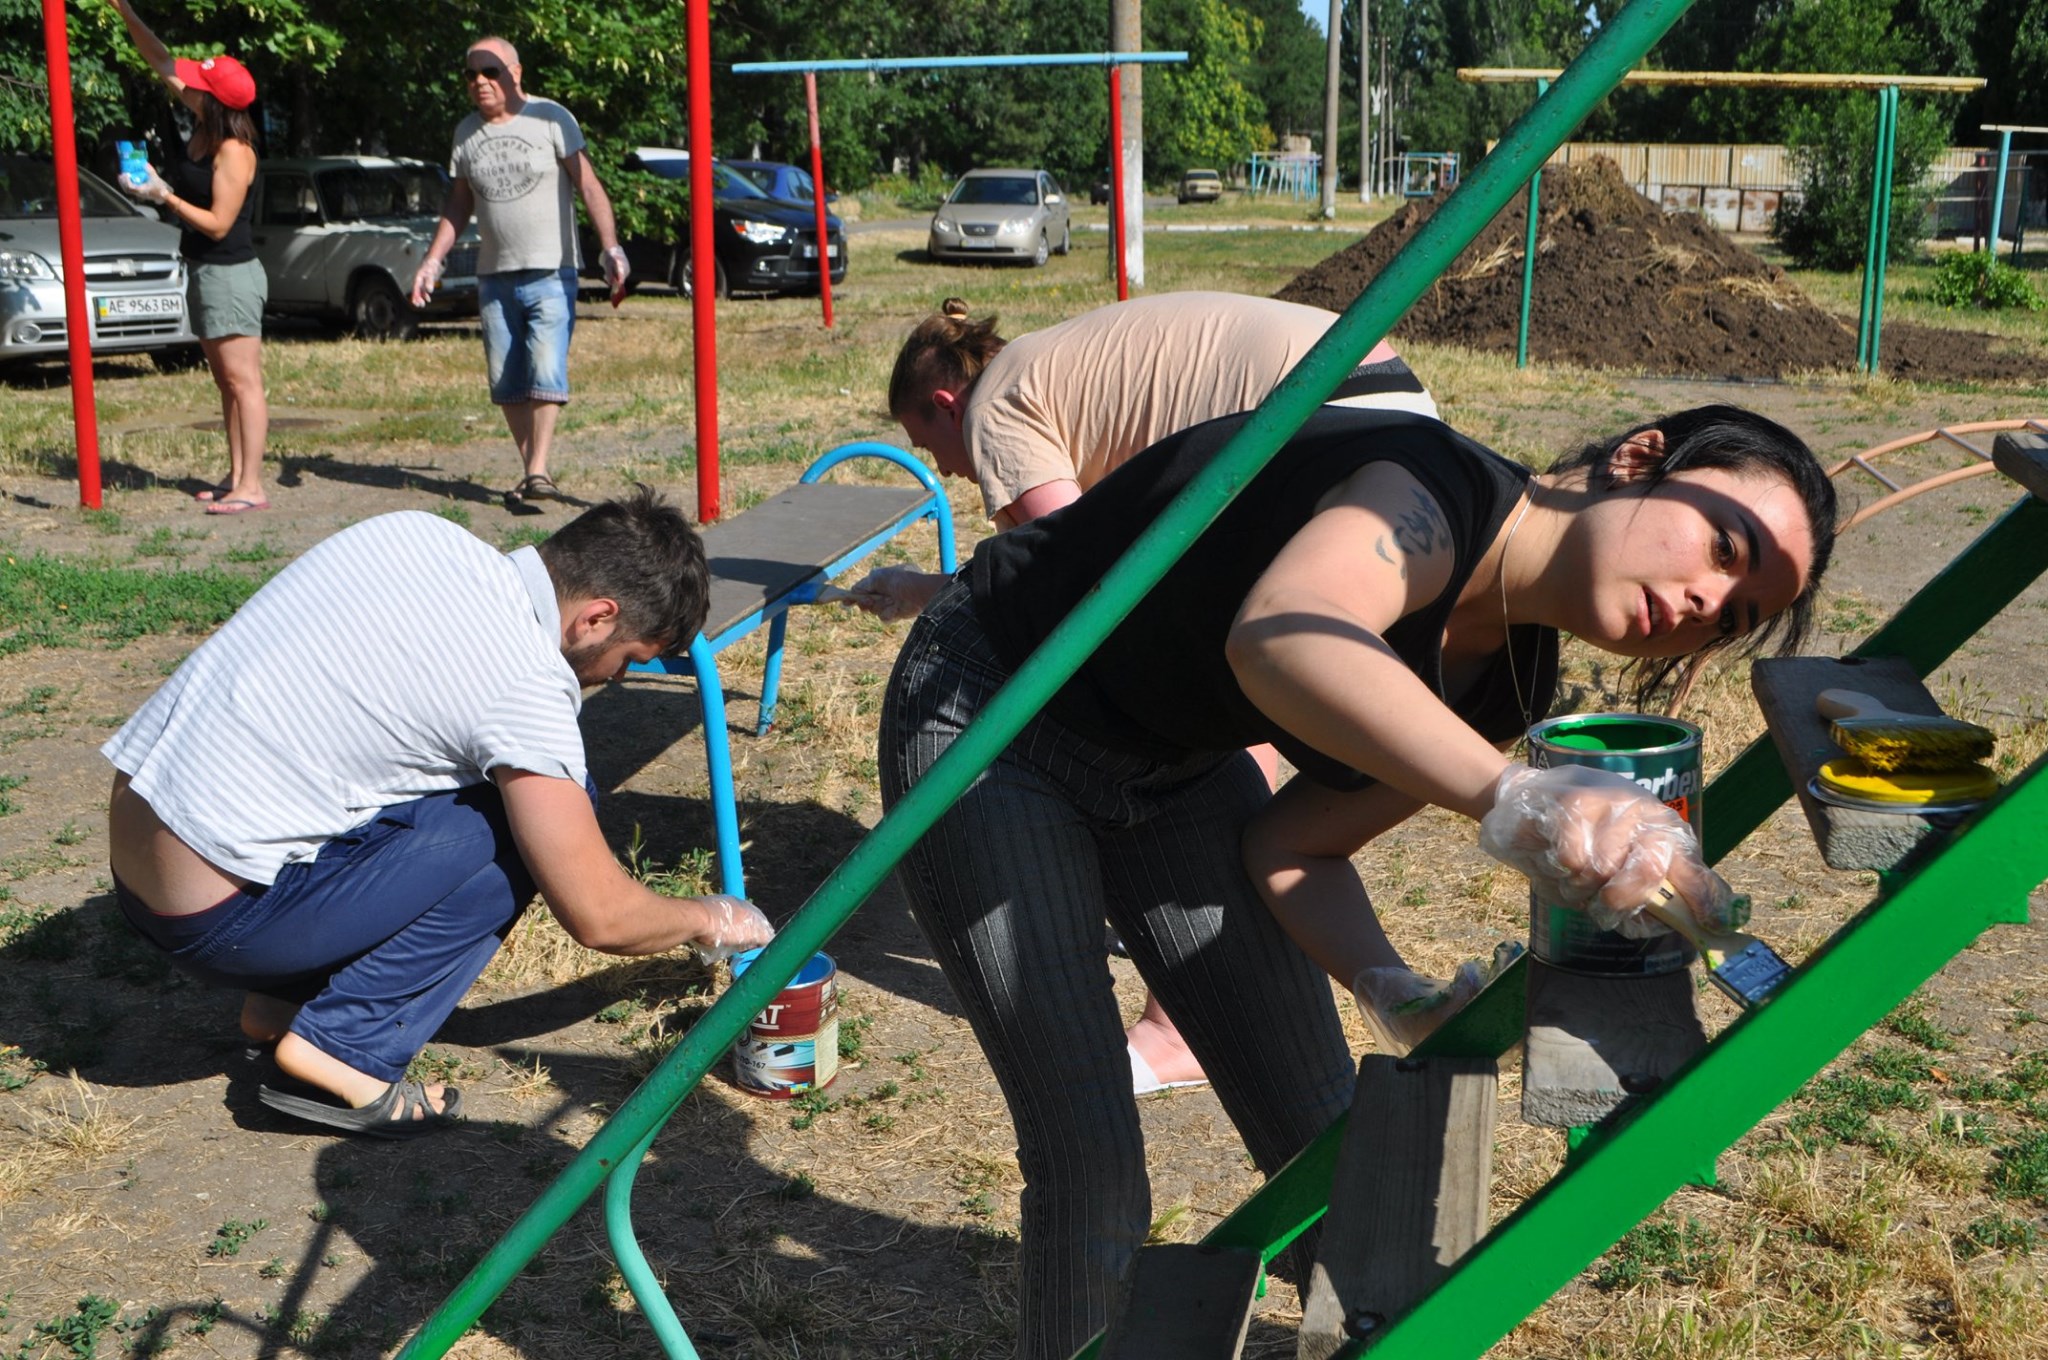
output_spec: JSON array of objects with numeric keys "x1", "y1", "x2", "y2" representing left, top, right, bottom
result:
[{"x1": 1500, "y1": 485, "x2": 1536, "y2": 735}]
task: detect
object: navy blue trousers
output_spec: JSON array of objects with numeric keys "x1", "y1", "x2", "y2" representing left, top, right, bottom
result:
[{"x1": 117, "y1": 781, "x2": 538, "y2": 1082}]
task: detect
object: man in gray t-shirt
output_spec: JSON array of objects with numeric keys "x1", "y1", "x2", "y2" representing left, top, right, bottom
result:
[{"x1": 412, "y1": 36, "x2": 628, "y2": 511}]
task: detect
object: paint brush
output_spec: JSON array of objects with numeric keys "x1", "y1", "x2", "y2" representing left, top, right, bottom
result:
[
  {"x1": 1637, "y1": 881, "x2": 1791, "y2": 1009},
  {"x1": 1817, "y1": 688, "x2": 1994, "y2": 773}
]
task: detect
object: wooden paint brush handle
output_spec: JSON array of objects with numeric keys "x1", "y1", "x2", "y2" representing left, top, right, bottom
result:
[{"x1": 1637, "y1": 880, "x2": 1761, "y2": 957}]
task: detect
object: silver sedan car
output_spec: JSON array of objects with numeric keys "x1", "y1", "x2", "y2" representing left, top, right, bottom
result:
[
  {"x1": 0, "y1": 153, "x2": 198, "y2": 369},
  {"x1": 928, "y1": 168, "x2": 1072, "y2": 267}
]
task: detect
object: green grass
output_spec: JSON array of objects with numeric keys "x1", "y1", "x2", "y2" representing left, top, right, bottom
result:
[
  {"x1": 0, "y1": 553, "x2": 263, "y2": 655},
  {"x1": 206, "y1": 1218, "x2": 267, "y2": 1259}
]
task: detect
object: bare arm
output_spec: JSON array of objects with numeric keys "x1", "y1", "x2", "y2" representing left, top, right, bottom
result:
[
  {"x1": 563, "y1": 149, "x2": 620, "y2": 251},
  {"x1": 1243, "y1": 775, "x2": 1425, "y2": 982},
  {"x1": 992, "y1": 478, "x2": 1082, "y2": 530},
  {"x1": 411, "y1": 178, "x2": 475, "y2": 306},
  {"x1": 105, "y1": 0, "x2": 178, "y2": 85},
  {"x1": 160, "y1": 138, "x2": 253, "y2": 241},
  {"x1": 1226, "y1": 461, "x2": 1511, "y2": 821},
  {"x1": 496, "y1": 769, "x2": 754, "y2": 955}
]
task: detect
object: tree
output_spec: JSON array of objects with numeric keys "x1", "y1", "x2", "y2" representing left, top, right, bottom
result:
[{"x1": 1146, "y1": 0, "x2": 1271, "y2": 175}]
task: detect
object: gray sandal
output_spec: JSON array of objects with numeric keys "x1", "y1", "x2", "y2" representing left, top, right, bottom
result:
[{"x1": 258, "y1": 1077, "x2": 462, "y2": 1139}]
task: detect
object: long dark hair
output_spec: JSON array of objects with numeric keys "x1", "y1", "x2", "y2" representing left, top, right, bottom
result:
[
  {"x1": 190, "y1": 89, "x2": 257, "y2": 154},
  {"x1": 1547, "y1": 404, "x2": 1838, "y2": 701},
  {"x1": 886, "y1": 297, "x2": 1005, "y2": 421}
]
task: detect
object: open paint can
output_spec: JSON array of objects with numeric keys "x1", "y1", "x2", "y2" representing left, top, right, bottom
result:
[
  {"x1": 729, "y1": 950, "x2": 840, "y2": 1099},
  {"x1": 1526, "y1": 712, "x2": 1703, "y2": 976}
]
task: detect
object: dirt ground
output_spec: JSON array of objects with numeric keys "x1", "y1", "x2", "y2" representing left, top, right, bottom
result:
[
  {"x1": 2, "y1": 353, "x2": 2047, "y2": 1359},
  {"x1": 1276, "y1": 158, "x2": 2043, "y2": 383}
]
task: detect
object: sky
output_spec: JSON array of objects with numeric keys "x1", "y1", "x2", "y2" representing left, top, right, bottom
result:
[{"x1": 1298, "y1": 0, "x2": 1329, "y2": 34}]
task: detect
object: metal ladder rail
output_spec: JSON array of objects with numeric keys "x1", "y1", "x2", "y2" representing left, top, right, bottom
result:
[{"x1": 395, "y1": 6, "x2": 1707, "y2": 1355}]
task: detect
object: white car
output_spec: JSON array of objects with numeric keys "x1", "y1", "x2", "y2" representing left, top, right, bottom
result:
[
  {"x1": 250, "y1": 156, "x2": 479, "y2": 339},
  {"x1": 0, "y1": 152, "x2": 198, "y2": 369},
  {"x1": 928, "y1": 168, "x2": 1072, "y2": 267}
]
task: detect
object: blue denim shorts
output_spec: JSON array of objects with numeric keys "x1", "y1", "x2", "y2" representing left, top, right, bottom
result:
[{"x1": 479, "y1": 266, "x2": 577, "y2": 405}]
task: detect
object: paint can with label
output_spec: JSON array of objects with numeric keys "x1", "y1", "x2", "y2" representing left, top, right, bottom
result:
[
  {"x1": 1525, "y1": 712, "x2": 1704, "y2": 976},
  {"x1": 729, "y1": 950, "x2": 840, "y2": 1099}
]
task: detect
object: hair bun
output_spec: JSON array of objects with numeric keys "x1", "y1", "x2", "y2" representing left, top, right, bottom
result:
[{"x1": 940, "y1": 297, "x2": 970, "y2": 320}]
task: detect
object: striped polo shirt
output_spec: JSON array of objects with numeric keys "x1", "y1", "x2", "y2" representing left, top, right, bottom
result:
[{"x1": 103, "y1": 512, "x2": 586, "y2": 884}]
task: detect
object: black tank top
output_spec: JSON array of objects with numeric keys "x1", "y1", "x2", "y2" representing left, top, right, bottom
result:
[
  {"x1": 967, "y1": 406, "x2": 1560, "y2": 788},
  {"x1": 168, "y1": 146, "x2": 256, "y2": 265}
]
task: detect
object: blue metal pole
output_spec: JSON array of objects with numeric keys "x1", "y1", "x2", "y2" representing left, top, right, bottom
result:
[
  {"x1": 1989, "y1": 128, "x2": 2013, "y2": 259},
  {"x1": 732, "y1": 52, "x2": 1187, "y2": 74},
  {"x1": 1516, "y1": 78, "x2": 1550, "y2": 369},
  {"x1": 1856, "y1": 90, "x2": 1885, "y2": 372},
  {"x1": 1870, "y1": 86, "x2": 1898, "y2": 373}
]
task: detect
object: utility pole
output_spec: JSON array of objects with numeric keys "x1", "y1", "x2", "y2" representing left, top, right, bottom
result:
[
  {"x1": 1321, "y1": 0, "x2": 1341, "y2": 217},
  {"x1": 1112, "y1": 0, "x2": 1145, "y2": 286},
  {"x1": 1358, "y1": 0, "x2": 1371, "y2": 201}
]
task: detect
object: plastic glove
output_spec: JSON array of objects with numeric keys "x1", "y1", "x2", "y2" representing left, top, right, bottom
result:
[
  {"x1": 600, "y1": 245, "x2": 630, "y2": 305},
  {"x1": 1352, "y1": 942, "x2": 1524, "y2": 1055},
  {"x1": 123, "y1": 162, "x2": 171, "y2": 205},
  {"x1": 848, "y1": 565, "x2": 941, "y2": 623},
  {"x1": 1477, "y1": 763, "x2": 1740, "y2": 938},
  {"x1": 693, "y1": 894, "x2": 774, "y2": 961},
  {"x1": 409, "y1": 255, "x2": 444, "y2": 308}
]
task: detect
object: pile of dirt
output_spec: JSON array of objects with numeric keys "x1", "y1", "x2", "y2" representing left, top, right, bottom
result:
[{"x1": 1276, "y1": 157, "x2": 2038, "y2": 382}]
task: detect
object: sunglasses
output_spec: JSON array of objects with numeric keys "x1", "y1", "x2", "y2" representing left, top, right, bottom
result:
[{"x1": 462, "y1": 63, "x2": 505, "y2": 82}]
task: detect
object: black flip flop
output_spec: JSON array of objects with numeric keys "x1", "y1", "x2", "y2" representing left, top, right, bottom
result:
[
  {"x1": 504, "y1": 473, "x2": 563, "y2": 509},
  {"x1": 258, "y1": 1077, "x2": 463, "y2": 1139}
]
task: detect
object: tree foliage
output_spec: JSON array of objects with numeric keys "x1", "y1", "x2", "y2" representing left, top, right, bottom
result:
[{"x1": 6, "y1": 0, "x2": 2045, "y2": 196}]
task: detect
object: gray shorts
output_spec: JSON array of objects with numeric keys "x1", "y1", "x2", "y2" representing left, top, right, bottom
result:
[{"x1": 188, "y1": 258, "x2": 267, "y2": 339}]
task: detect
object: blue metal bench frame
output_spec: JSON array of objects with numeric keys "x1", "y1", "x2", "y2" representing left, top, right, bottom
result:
[{"x1": 626, "y1": 442, "x2": 956, "y2": 897}]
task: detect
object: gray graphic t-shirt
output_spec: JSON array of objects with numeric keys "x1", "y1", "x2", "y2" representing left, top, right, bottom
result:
[{"x1": 450, "y1": 98, "x2": 584, "y2": 274}]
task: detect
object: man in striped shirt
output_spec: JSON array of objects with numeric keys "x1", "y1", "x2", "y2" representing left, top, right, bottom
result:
[{"x1": 102, "y1": 487, "x2": 771, "y2": 1137}]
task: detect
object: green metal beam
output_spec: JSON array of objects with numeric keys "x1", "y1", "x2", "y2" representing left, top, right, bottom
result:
[{"x1": 1337, "y1": 753, "x2": 2048, "y2": 1358}]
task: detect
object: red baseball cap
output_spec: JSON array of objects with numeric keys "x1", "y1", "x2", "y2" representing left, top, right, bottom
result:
[{"x1": 174, "y1": 54, "x2": 257, "y2": 110}]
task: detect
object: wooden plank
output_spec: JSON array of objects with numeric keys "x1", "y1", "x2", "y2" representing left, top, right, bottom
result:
[
  {"x1": 1993, "y1": 431, "x2": 2048, "y2": 504},
  {"x1": 1751, "y1": 655, "x2": 1981, "y2": 871},
  {"x1": 1298, "y1": 1056, "x2": 1498, "y2": 1358},
  {"x1": 1522, "y1": 962, "x2": 1705, "y2": 1128},
  {"x1": 698, "y1": 483, "x2": 932, "y2": 638},
  {"x1": 1098, "y1": 1243, "x2": 1262, "y2": 1360}
]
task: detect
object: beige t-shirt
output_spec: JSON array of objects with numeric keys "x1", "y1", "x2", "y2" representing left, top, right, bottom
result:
[
  {"x1": 451, "y1": 97, "x2": 585, "y2": 275},
  {"x1": 962, "y1": 291, "x2": 1436, "y2": 519}
]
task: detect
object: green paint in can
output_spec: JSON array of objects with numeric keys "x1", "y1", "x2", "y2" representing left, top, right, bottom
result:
[{"x1": 1525, "y1": 712, "x2": 1704, "y2": 975}]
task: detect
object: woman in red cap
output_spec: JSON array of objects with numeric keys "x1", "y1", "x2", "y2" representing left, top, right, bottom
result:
[{"x1": 107, "y1": 0, "x2": 270, "y2": 515}]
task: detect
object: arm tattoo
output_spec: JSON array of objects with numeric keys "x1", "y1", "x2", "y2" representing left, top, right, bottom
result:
[
  {"x1": 1391, "y1": 488, "x2": 1449, "y2": 560},
  {"x1": 1374, "y1": 535, "x2": 1406, "y2": 580}
]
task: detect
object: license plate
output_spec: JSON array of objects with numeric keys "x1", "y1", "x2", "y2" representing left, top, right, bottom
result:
[
  {"x1": 959, "y1": 238, "x2": 996, "y2": 249},
  {"x1": 799, "y1": 244, "x2": 841, "y2": 260},
  {"x1": 95, "y1": 294, "x2": 181, "y2": 320}
]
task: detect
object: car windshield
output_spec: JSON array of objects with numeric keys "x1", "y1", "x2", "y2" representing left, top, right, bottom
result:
[
  {"x1": 315, "y1": 165, "x2": 446, "y2": 222},
  {"x1": 0, "y1": 155, "x2": 138, "y2": 220},
  {"x1": 637, "y1": 157, "x2": 771, "y2": 200},
  {"x1": 949, "y1": 176, "x2": 1038, "y2": 207}
]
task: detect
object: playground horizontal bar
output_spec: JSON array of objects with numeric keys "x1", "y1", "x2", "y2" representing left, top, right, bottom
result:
[
  {"x1": 1460, "y1": 66, "x2": 1984, "y2": 91},
  {"x1": 733, "y1": 51, "x2": 1187, "y2": 74},
  {"x1": 402, "y1": 4, "x2": 1699, "y2": 1358}
]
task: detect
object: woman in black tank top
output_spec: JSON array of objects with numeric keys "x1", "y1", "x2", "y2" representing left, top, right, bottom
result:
[
  {"x1": 108, "y1": 0, "x2": 271, "y2": 515},
  {"x1": 877, "y1": 402, "x2": 1837, "y2": 1357}
]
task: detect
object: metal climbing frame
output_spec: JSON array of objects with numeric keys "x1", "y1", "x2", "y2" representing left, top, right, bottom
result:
[{"x1": 396, "y1": 3, "x2": 1749, "y2": 1354}]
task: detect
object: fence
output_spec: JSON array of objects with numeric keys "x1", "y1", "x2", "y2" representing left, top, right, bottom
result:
[{"x1": 1511, "y1": 141, "x2": 2039, "y2": 239}]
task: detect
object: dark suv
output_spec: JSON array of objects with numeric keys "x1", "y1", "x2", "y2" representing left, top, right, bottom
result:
[{"x1": 591, "y1": 149, "x2": 846, "y2": 298}]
